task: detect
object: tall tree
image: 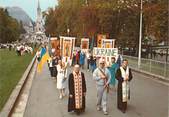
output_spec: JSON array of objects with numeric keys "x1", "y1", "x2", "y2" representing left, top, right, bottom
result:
[
  {"x1": 0, "y1": 8, "x2": 21, "y2": 43},
  {"x1": 44, "y1": 0, "x2": 168, "y2": 48}
]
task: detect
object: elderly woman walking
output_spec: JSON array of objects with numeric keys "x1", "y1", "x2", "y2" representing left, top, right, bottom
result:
[{"x1": 57, "y1": 60, "x2": 67, "y2": 99}]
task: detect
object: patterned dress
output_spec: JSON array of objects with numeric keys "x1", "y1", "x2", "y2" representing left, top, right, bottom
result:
[{"x1": 68, "y1": 72, "x2": 86, "y2": 113}]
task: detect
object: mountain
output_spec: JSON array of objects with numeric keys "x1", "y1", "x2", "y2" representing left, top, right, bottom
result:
[{"x1": 6, "y1": 7, "x2": 33, "y2": 26}]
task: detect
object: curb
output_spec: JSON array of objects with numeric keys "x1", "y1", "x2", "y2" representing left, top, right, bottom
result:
[
  {"x1": 131, "y1": 66, "x2": 169, "y2": 84},
  {"x1": 0, "y1": 56, "x2": 37, "y2": 117}
]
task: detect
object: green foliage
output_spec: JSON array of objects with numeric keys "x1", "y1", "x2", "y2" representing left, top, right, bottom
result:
[
  {"x1": 143, "y1": 1, "x2": 168, "y2": 44},
  {"x1": 0, "y1": 8, "x2": 22, "y2": 43},
  {"x1": 44, "y1": 0, "x2": 168, "y2": 47}
]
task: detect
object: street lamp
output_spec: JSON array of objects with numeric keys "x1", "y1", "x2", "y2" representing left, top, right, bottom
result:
[{"x1": 138, "y1": 0, "x2": 143, "y2": 68}]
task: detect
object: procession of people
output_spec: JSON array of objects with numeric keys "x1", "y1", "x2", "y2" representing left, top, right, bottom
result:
[{"x1": 37, "y1": 43, "x2": 133, "y2": 116}]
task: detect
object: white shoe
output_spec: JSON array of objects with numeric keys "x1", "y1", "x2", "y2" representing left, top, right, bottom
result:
[
  {"x1": 59, "y1": 95, "x2": 62, "y2": 99},
  {"x1": 97, "y1": 107, "x2": 101, "y2": 111},
  {"x1": 104, "y1": 111, "x2": 108, "y2": 115},
  {"x1": 62, "y1": 93, "x2": 65, "y2": 97}
]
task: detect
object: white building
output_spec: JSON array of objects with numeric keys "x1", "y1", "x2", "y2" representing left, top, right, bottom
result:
[
  {"x1": 35, "y1": 0, "x2": 44, "y2": 33},
  {"x1": 34, "y1": 0, "x2": 47, "y2": 43}
]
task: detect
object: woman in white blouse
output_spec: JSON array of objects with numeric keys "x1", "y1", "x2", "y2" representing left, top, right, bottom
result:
[{"x1": 57, "y1": 60, "x2": 67, "y2": 99}]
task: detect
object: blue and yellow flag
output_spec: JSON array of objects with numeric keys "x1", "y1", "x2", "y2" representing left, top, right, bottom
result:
[{"x1": 37, "y1": 47, "x2": 50, "y2": 72}]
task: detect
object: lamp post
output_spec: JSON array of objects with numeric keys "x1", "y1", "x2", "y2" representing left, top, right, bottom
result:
[{"x1": 138, "y1": 0, "x2": 143, "y2": 68}]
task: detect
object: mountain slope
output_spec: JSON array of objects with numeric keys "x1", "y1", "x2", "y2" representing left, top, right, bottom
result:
[{"x1": 6, "y1": 7, "x2": 33, "y2": 26}]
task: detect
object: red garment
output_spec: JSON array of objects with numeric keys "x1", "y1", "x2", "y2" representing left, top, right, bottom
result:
[{"x1": 76, "y1": 52, "x2": 79, "y2": 62}]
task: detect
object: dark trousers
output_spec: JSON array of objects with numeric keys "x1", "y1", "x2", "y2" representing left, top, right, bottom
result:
[{"x1": 87, "y1": 59, "x2": 90, "y2": 69}]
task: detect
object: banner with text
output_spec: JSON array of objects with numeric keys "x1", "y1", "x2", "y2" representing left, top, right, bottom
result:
[{"x1": 93, "y1": 47, "x2": 118, "y2": 62}]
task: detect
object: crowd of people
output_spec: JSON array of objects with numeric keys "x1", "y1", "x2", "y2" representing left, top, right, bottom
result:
[
  {"x1": 0, "y1": 43, "x2": 33, "y2": 56},
  {"x1": 72, "y1": 50, "x2": 97, "y2": 72},
  {"x1": 16, "y1": 44, "x2": 33, "y2": 56},
  {"x1": 37, "y1": 46, "x2": 133, "y2": 116}
]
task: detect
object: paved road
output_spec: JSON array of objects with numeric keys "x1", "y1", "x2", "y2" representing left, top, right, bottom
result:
[{"x1": 24, "y1": 64, "x2": 169, "y2": 117}]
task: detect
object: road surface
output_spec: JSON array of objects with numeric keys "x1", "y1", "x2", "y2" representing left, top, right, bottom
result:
[{"x1": 24, "y1": 64, "x2": 168, "y2": 117}]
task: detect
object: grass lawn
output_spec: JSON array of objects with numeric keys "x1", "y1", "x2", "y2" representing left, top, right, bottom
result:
[{"x1": 0, "y1": 49, "x2": 34, "y2": 111}]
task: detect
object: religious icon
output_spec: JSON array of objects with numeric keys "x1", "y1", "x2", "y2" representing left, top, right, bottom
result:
[
  {"x1": 81, "y1": 38, "x2": 89, "y2": 52},
  {"x1": 105, "y1": 42, "x2": 111, "y2": 48},
  {"x1": 63, "y1": 40, "x2": 71, "y2": 57},
  {"x1": 82, "y1": 41, "x2": 88, "y2": 49},
  {"x1": 60, "y1": 36, "x2": 76, "y2": 65},
  {"x1": 65, "y1": 43, "x2": 69, "y2": 56},
  {"x1": 97, "y1": 34, "x2": 107, "y2": 48}
]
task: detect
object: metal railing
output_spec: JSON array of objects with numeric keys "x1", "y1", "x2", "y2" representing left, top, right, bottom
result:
[{"x1": 123, "y1": 55, "x2": 169, "y2": 78}]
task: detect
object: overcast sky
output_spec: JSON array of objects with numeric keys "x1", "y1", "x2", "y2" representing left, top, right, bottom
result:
[{"x1": 0, "y1": 0, "x2": 57, "y2": 21}]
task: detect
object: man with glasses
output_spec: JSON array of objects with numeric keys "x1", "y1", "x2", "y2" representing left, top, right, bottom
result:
[{"x1": 93, "y1": 58, "x2": 111, "y2": 115}]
